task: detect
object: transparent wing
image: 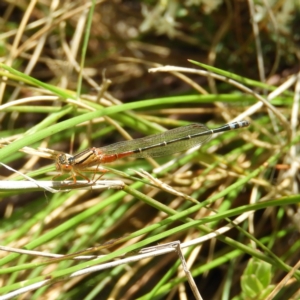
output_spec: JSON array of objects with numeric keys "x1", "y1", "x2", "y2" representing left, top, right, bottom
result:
[{"x1": 100, "y1": 124, "x2": 212, "y2": 158}]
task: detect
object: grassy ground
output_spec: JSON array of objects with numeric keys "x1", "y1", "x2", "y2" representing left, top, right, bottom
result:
[{"x1": 0, "y1": 1, "x2": 299, "y2": 299}]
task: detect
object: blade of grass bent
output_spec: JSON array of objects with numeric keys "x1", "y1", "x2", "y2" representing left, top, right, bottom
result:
[{"x1": 0, "y1": 97, "x2": 203, "y2": 162}]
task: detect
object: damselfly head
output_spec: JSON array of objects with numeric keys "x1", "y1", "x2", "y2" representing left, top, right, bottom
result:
[{"x1": 56, "y1": 154, "x2": 73, "y2": 171}]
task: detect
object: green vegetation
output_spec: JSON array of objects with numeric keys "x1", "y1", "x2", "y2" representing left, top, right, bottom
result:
[{"x1": 0, "y1": 1, "x2": 299, "y2": 299}]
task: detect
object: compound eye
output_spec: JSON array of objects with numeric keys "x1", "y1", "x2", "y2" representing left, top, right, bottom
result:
[
  {"x1": 58, "y1": 154, "x2": 68, "y2": 164},
  {"x1": 56, "y1": 154, "x2": 72, "y2": 170}
]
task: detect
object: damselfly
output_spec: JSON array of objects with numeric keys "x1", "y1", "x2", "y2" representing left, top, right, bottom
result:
[{"x1": 55, "y1": 120, "x2": 249, "y2": 183}]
